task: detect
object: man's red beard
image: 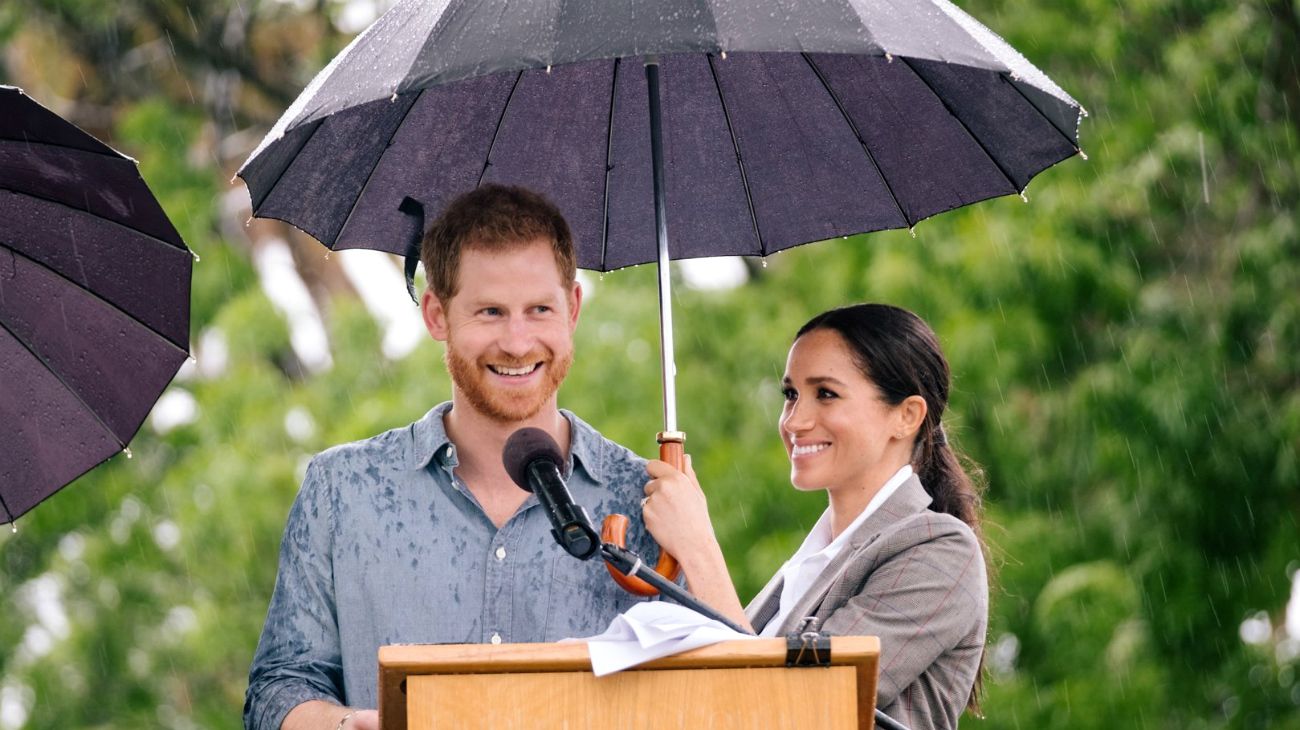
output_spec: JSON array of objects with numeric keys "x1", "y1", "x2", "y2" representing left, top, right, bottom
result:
[{"x1": 445, "y1": 342, "x2": 572, "y2": 423}]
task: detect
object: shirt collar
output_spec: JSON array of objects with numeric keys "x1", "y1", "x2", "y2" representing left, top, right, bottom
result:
[
  {"x1": 563, "y1": 409, "x2": 607, "y2": 485},
  {"x1": 410, "y1": 402, "x2": 455, "y2": 470},
  {"x1": 407, "y1": 401, "x2": 606, "y2": 484}
]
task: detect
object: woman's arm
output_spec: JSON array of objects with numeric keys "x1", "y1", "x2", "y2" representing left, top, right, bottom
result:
[{"x1": 642, "y1": 457, "x2": 754, "y2": 632}]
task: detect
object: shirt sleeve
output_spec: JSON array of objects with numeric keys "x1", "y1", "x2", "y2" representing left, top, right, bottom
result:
[
  {"x1": 244, "y1": 457, "x2": 346, "y2": 730},
  {"x1": 819, "y1": 518, "x2": 987, "y2": 708}
]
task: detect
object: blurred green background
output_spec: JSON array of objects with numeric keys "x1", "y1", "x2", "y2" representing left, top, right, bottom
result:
[{"x1": 2, "y1": 1, "x2": 1298, "y2": 728}]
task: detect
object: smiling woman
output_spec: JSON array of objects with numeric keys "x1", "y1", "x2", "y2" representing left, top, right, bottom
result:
[{"x1": 641, "y1": 303, "x2": 990, "y2": 730}]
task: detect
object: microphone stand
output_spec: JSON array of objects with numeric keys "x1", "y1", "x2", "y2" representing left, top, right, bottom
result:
[
  {"x1": 600, "y1": 543, "x2": 751, "y2": 635},
  {"x1": 600, "y1": 542, "x2": 912, "y2": 730}
]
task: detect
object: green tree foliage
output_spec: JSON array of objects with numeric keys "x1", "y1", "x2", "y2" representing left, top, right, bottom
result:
[{"x1": 2, "y1": 1, "x2": 1298, "y2": 728}]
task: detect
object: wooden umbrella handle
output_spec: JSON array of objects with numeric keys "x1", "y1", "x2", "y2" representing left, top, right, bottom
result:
[{"x1": 602, "y1": 433, "x2": 685, "y2": 596}]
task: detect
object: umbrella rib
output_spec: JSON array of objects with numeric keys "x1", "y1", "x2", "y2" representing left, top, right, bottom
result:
[
  {"x1": 244, "y1": 118, "x2": 325, "y2": 215},
  {"x1": 0, "y1": 489, "x2": 13, "y2": 524},
  {"x1": 476, "y1": 70, "x2": 526, "y2": 188},
  {"x1": 2, "y1": 244, "x2": 192, "y2": 354},
  {"x1": 896, "y1": 57, "x2": 1022, "y2": 195},
  {"x1": 0, "y1": 137, "x2": 126, "y2": 163},
  {"x1": 0, "y1": 448, "x2": 125, "y2": 525},
  {"x1": 1003, "y1": 78, "x2": 1082, "y2": 152},
  {"x1": 800, "y1": 53, "x2": 911, "y2": 230},
  {"x1": 706, "y1": 54, "x2": 765, "y2": 256},
  {"x1": 599, "y1": 57, "x2": 620, "y2": 272},
  {"x1": 0, "y1": 316, "x2": 129, "y2": 451},
  {"x1": 331, "y1": 89, "x2": 426, "y2": 245},
  {"x1": 0, "y1": 185, "x2": 187, "y2": 252}
]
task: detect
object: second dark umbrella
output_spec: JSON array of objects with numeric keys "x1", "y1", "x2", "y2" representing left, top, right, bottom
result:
[{"x1": 0, "y1": 86, "x2": 192, "y2": 524}]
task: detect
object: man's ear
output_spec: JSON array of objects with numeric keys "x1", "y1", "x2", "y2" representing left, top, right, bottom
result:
[
  {"x1": 567, "y1": 279, "x2": 583, "y2": 331},
  {"x1": 422, "y1": 289, "x2": 449, "y2": 342},
  {"x1": 897, "y1": 395, "x2": 929, "y2": 440}
]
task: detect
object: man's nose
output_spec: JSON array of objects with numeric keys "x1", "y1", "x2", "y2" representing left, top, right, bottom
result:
[{"x1": 498, "y1": 315, "x2": 536, "y2": 356}]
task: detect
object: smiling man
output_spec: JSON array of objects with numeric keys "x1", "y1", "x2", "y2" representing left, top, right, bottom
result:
[{"x1": 244, "y1": 186, "x2": 656, "y2": 730}]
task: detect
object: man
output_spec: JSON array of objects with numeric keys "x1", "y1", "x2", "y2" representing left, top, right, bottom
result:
[{"x1": 244, "y1": 185, "x2": 656, "y2": 730}]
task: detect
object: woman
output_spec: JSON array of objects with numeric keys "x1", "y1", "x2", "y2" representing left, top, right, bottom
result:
[{"x1": 642, "y1": 303, "x2": 988, "y2": 730}]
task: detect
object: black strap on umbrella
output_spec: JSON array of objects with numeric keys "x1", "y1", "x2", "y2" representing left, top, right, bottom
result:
[{"x1": 398, "y1": 195, "x2": 425, "y2": 305}]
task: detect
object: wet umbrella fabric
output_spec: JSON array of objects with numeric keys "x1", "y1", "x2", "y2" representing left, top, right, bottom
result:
[
  {"x1": 238, "y1": 0, "x2": 1084, "y2": 271},
  {"x1": 0, "y1": 86, "x2": 192, "y2": 524}
]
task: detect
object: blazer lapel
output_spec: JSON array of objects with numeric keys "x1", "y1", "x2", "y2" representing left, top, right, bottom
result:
[
  {"x1": 744, "y1": 571, "x2": 785, "y2": 633},
  {"x1": 773, "y1": 475, "x2": 933, "y2": 635}
]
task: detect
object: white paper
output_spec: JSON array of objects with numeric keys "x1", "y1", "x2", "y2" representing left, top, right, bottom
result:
[{"x1": 572, "y1": 602, "x2": 759, "y2": 676}]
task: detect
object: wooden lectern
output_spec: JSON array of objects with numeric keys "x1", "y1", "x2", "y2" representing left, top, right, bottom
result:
[{"x1": 378, "y1": 637, "x2": 879, "y2": 730}]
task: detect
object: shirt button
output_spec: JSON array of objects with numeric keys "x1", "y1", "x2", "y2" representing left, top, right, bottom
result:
[
  {"x1": 495, "y1": 546, "x2": 507, "y2": 561},
  {"x1": 490, "y1": 633, "x2": 502, "y2": 645}
]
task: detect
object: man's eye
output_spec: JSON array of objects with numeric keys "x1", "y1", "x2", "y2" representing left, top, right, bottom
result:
[
  {"x1": 534, "y1": 305, "x2": 552, "y2": 314},
  {"x1": 481, "y1": 307, "x2": 501, "y2": 316}
]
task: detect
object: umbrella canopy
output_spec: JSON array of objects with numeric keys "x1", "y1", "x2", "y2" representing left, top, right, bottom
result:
[
  {"x1": 0, "y1": 86, "x2": 192, "y2": 524},
  {"x1": 238, "y1": 0, "x2": 1084, "y2": 270}
]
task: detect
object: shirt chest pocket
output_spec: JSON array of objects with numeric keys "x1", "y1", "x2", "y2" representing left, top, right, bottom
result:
[{"x1": 546, "y1": 554, "x2": 646, "y2": 640}]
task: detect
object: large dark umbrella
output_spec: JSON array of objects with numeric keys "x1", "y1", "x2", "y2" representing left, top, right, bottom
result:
[
  {"x1": 0, "y1": 86, "x2": 192, "y2": 525},
  {"x1": 237, "y1": 0, "x2": 1083, "y2": 595},
  {"x1": 238, "y1": 0, "x2": 1083, "y2": 421}
]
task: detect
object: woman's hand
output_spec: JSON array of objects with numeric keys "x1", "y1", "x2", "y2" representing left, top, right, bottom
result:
[
  {"x1": 642, "y1": 456, "x2": 719, "y2": 566},
  {"x1": 641, "y1": 456, "x2": 754, "y2": 632}
]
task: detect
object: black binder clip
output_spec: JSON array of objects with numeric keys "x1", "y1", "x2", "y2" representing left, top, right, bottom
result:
[{"x1": 785, "y1": 616, "x2": 832, "y2": 667}]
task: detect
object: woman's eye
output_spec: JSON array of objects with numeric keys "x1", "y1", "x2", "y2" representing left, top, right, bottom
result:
[
  {"x1": 817, "y1": 388, "x2": 838, "y2": 400},
  {"x1": 781, "y1": 387, "x2": 797, "y2": 401}
]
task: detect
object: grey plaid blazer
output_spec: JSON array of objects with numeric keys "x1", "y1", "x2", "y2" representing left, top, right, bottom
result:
[{"x1": 745, "y1": 475, "x2": 987, "y2": 730}]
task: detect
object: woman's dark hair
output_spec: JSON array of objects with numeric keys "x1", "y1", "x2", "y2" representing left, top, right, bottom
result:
[{"x1": 796, "y1": 302, "x2": 988, "y2": 713}]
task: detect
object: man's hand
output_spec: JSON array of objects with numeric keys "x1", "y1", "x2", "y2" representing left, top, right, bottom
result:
[
  {"x1": 281, "y1": 701, "x2": 378, "y2": 730},
  {"x1": 345, "y1": 710, "x2": 379, "y2": 730}
]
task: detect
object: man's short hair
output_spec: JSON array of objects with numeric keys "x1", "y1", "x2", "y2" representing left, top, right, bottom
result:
[{"x1": 421, "y1": 185, "x2": 577, "y2": 302}]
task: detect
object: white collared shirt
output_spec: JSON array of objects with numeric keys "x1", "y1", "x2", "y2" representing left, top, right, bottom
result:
[{"x1": 758, "y1": 464, "x2": 914, "y2": 637}]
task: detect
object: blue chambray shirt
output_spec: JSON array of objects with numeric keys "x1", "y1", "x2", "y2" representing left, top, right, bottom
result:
[{"x1": 244, "y1": 403, "x2": 655, "y2": 730}]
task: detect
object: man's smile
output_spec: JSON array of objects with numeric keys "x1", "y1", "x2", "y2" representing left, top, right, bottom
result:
[{"x1": 488, "y1": 362, "x2": 542, "y2": 377}]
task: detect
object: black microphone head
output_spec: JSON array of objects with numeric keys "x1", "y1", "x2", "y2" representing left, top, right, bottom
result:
[{"x1": 502, "y1": 427, "x2": 565, "y2": 492}]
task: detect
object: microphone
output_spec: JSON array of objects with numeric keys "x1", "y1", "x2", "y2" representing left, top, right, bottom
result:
[{"x1": 503, "y1": 428, "x2": 600, "y2": 560}]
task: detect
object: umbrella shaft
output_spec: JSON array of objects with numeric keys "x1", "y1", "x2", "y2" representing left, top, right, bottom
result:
[{"x1": 647, "y1": 58, "x2": 678, "y2": 434}]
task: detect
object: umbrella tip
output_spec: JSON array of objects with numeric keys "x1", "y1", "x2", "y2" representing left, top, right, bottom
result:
[
  {"x1": 1077, "y1": 148, "x2": 1089, "y2": 161},
  {"x1": 124, "y1": 447, "x2": 133, "y2": 460},
  {"x1": 909, "y1": 226, "x2": 917, "y2": 239},
  {"x1": 191, "y1": 251, "x2": 201, "y2": 263},
  {"x1": 885, "y1": 52, "x2": 894, "y2": 63},
  {"x1": 720, "y1": 50, "x2": 727, "y2": 60},
  {"x1": 1019, "y1": 190, "x2": 1030, "y2": 203}
]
